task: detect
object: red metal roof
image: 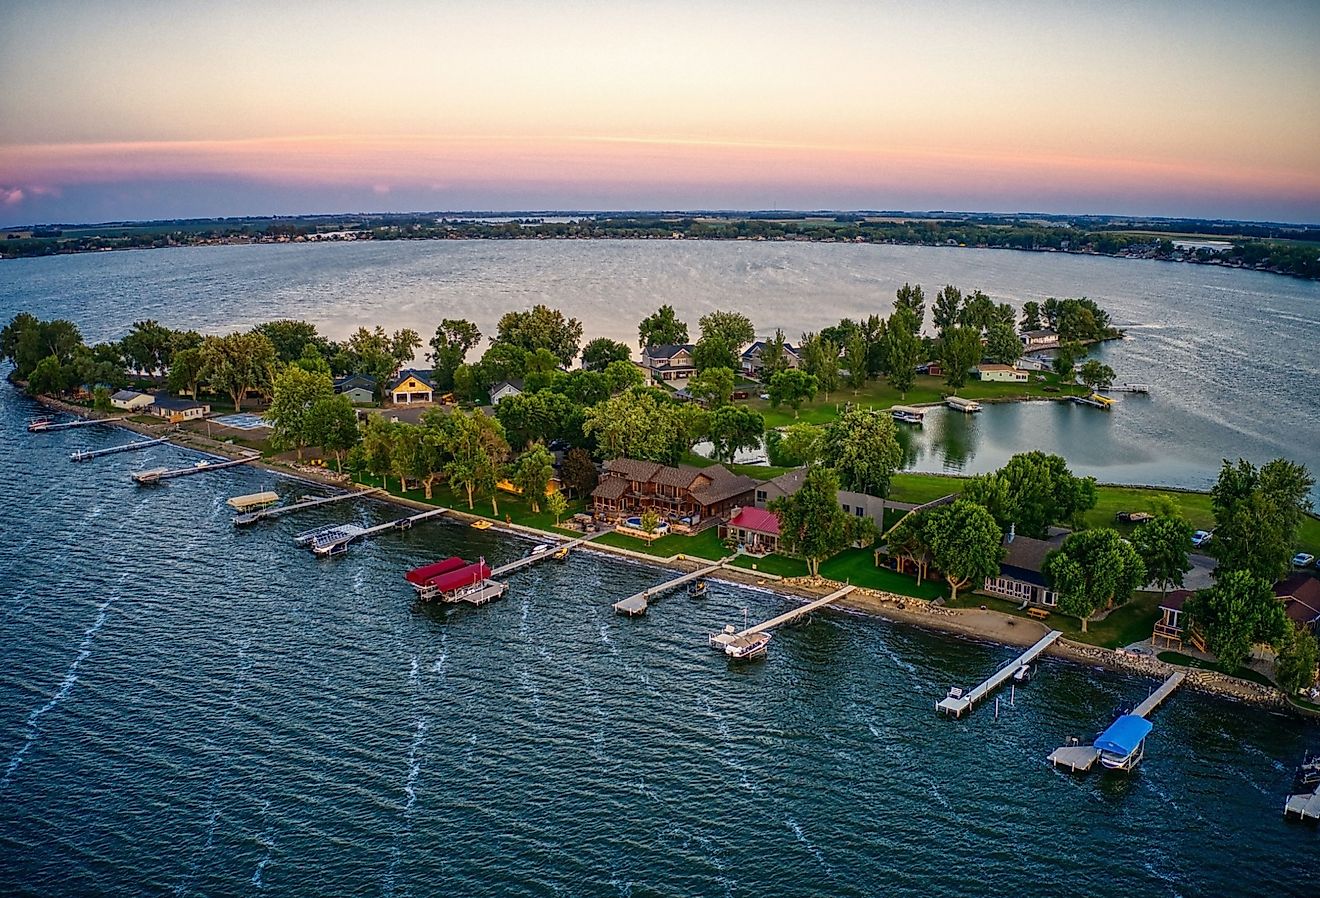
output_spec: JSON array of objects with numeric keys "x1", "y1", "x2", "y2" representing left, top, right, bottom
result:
[
  {"x1": 406, "y1": 557, "x2": 466, "y2": 586},
  {"x1": 727, "y1": 507, "x2": 780, "y2": 536},
  {"x1": 428, "y1": 561, "x2": 492, "y2": 594}
]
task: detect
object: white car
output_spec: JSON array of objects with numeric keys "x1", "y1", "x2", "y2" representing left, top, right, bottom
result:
[
  {"x1": 1191, "y1": 530, "x2": 1213, "y2": 548},
  {"x1": 1294, "y1": 552, "x2": 1316, "y2": 568}
]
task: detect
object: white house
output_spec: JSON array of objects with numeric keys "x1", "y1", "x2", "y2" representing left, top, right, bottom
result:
[
  {"x1": 1020, "y1": 329, "x2": 1059, "y2": 348},
  {"x1": 973, "y1": 364, "x2": 1030, "y2": 383},
  {"x1": 110, "y1": 389, "x2": 155, "y2": 411},
  {"x1": 489, "y1": 379, "x2": 525, "y2": 404},
  {"x1": 149, "y1": 396, "x2": 210, "y2": 421}
]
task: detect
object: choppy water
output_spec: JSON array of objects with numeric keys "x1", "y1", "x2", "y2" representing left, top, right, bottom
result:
[
  {"x1": 1, "y1": 240, "x2": 1317, "y2": 500},
  {"x1": 1, "y1": 381, "x2": 1318, "y2": 895}
]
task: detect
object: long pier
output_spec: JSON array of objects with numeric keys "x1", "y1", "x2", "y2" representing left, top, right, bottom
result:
[
  {"x1": 233, "y1": 488, "x2": 383, "y2": 526},
  {"x1": 30, "y1": 416, "x2": 130, "y2": 433},
  {"x1": 71, "y1": 437, "x2": 168, "y2": 462},
  {"x1": 613, "y1": 557, "x2": 733, "y2": 616},
  {"x1": 709, "y1": 584, "x2": 856, "y2": 650},
  {"x1": 489, "y1": 528, "x2": 613, "y2": 577},
  {"x1": 131, "y1": 455, "x2": 256, "y2": 484},
  {"x1": 304, "y1": 507, "x2": 449, "y2": 556},
  {"x1": 1048, "y1": 671, "x2": 1186, "y2": 772},
  {"x1": 937, "y1": 630, "x2": 1063, "y2": 718}
]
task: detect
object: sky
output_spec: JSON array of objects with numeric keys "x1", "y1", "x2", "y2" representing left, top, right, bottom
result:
[{"x1": 2, "y1": 0, "x2": 1319, "y2": 225}]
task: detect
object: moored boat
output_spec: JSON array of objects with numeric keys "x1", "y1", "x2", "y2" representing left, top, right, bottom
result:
[
  {"x1": 945, "y1": 395, "x2": 982, "y2": 413},
  {"x1": 27, "y1": 415, "x2": 55, "y2": 432},
  {"x1": 688, "y1": 578, "x2": 707, "y2": 598},
  {"x1": 724, "y1": 631, "x2": 771, "y2": 660},
  {"x1": 1012, "y1": 663, "x2": 1033, "y2": 683},
  {"x1": 1095, "y1": 714, "x2": 1152, "y2": 770},
  {"x1": 891, "y1": 405, "x2": 925, "y2": 424}
]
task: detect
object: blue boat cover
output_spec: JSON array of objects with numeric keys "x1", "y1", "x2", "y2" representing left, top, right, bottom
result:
[{"x1": 1095, "y1": 714, "x2": 1153, "y2": 755}]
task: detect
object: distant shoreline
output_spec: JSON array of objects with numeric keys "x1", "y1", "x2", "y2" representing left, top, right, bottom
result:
[{"x1": 4, "y1": 230, "x2": 1317, "y2": 281}]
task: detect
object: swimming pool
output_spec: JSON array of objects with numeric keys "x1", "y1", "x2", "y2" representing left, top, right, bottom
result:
[
  {"x1": 212, "y1": 412, "x2": 271, "y2": 430},
  {"x1": 624, "y1": 516, "x2": 669, "y2": 533}
]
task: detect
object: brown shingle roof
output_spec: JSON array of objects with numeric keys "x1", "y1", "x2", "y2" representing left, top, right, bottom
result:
[
  {"x1": 653, "y1": 465, "x2": 702, "y2": 489},
  {"x1": 1275, "y1": 573, "x2": 1320, "y2": 605},
  {"x1": 591, "y1": 478, "x2": 628, "y2": 500},
  {"x1": 603, "y1": 458, "x2": 664, "y2": 482},
  {"x1": 690, "y1": 465, "x2": 757, "y2": 506},
  {"x1": 1160, "y1": 589, "x2": 1193, "y2": 612}
]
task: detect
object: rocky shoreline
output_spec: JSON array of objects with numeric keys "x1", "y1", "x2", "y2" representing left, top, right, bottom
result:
[{"x1": 29, "y1": 393, "x2": 1307, "y2": 715}]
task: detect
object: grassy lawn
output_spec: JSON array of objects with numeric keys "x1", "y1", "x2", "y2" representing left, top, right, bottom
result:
[
  {"x1": 740, "y1": 373, "x2": 1084, "y2": 428},
  {"x1": 819, "y1": 549, "x2": 949, "y2": 599},
  {"x1": 353, "y1": 473, "x2": 584, "y2": 535},
  {"x1": 947, "y1": 590, "x2": 1164, "y2": 649},
  {"x1": 888, "y1": 472, "x2": 968, "y2": 505},
  {"x1": 593, "y1": 526, "x2": 728, "y2": 560},
  {"x1": 729, "y1": 553, "x2": 807, "y2": 577},
  {"x1": 1157, "y1": 651, "x2": 1276, "y2": 688}
]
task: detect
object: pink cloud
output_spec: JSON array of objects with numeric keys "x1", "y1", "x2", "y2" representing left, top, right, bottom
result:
[{"x1": 1, "y1": 187, "x2": 25, "y2": 206}]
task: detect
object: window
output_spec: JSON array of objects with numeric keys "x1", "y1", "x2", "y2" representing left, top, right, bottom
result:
[
  {"x1": 755, "y1": 490, "x2": 767, "y2": 504},
  {"x1": 841, "y1": 504, "x2": 850, "y2": 513},
  {"x1": 855, "y1": 507, "x2": 865, "y2": 516}
]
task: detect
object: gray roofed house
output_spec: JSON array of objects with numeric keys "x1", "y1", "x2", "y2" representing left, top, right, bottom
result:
[
  {"x1": 983, "y1": 528, "x2": 1068, "y2": 607},
  {"x1": 641, "y1": 343, "x2": 696, "y2": 381},
  {"x1": 591, "y1": 458, "x2": 755, "y2": 524},
  {"x1": 755, "y1": 467, "x2": 889, "y2": 527}
]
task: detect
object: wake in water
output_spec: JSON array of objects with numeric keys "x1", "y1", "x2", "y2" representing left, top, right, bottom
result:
[{"x1": 383, "y1": 717, "x2": 428, "y2": 897}]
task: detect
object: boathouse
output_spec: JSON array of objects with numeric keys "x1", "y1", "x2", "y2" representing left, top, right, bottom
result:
[
  {"x1": 389, "y1": 369, "x2": 435, "y2": 404},
  {"x1": 720, "y1": 506, "x2": 781, "y2": 555}
]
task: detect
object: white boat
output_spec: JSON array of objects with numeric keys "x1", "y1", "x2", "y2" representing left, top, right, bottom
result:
[
  {"x1": 946, "y1": 396, "x2": 982, "y2": 413},
  {"x1": 1012, "y1": 663, "x2": 1033, "y2": 683},
  {"x1": 724, "y1": 632, "x2": 771, "y2": 660},
  {"x1": 891, "y1": 405, "x2": 925, "y2": 424},
  {"x1": 529, "y1": 543, "x2": 553, "y2": 556},
  {"x1": 1095, "y1": 715, "x2": 1151, "y2": 771}
]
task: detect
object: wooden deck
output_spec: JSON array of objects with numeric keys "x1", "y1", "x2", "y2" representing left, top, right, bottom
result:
[
  {"x1": 613, "y1": 557, "x2": 732, "y2": 616},
  {"x1": 709, "y1": 585, "x2": 856, "y2": 650},
  {"x1": 936, "y1": 630, "x2": 1063, "y2": 717},
  {"x1": 305, "y1": 507, "x2": 449, "y2": 555},
  {"x1": 232, "y1": 488, "x2": 382, "y2": 526},
  {"x1": 1132, "y1": 671, "x2": 1186, "y2": 717},
  {"x1": 70, "y1": 437, "x2": 168, "y2": 462},
  {"x1": 30, "y1": 416, "x2": 130, "y2": 432},
  {"x1": 131, "y1": 455, "x2": 256, "y2": 484}
]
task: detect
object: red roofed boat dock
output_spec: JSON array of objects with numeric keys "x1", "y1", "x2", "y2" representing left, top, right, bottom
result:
[{"x1": 407, "y1": 557, "x2": 507, "y2": 606}]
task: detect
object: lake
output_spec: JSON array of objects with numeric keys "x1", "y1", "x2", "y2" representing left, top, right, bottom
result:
[{"x1": 2, "y1": 239, "x2": 1317, "y2": 500}]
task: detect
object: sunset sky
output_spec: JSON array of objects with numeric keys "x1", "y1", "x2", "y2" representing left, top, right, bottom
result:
[{"x1": 3, "y1": 0, "x2": 1318, "y2": 225}]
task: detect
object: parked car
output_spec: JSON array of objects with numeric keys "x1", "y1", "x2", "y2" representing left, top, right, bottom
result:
[
  {"x1": 759, "y1": 393, "x2": 771, "y2": 400},
  {"x1": 1115, "y1": 511, "x2": 1154, "y2": 524},
  {"x1": 1293, "y1": 552, "x2": 1317, "y2": 568},
  {"x1": 1191, "y1": 530, "x2": 1213, "y2": 548}
]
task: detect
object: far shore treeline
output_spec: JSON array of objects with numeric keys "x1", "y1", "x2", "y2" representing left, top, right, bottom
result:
[{"x1": 3, "y1": 212, "x2": 1319, "y2": 279}]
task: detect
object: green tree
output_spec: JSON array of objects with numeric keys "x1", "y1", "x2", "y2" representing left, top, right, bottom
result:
[
  {"x1": 932, "y1": 285, "x2": 962, "y2": 337},
  {"x1": 511, "y1": 444, "x2": 556, "y2": 512},
  {"x1": 445, "y1": 409, "x2": 510, "y2": 513},
  {"x1": 882, "y1": 309, "x2": 921, "y2": 396},
  {"x1": 583, "y1": 388, "x2": 689, "y2": 463},
  {"x1": 958, "y1": 290, "x2": 997, "y2": 332},
  {"x1": 767, "y1": 369, "x2": 818, "y2": 418},
  {"x1": 1077, "y1": 359, "x2": 1116, "y2": 391},
  {"x1": 769, "y1": 467, "x2": 853, "y2": 576},
  {"x1": 708, "y1": 405, "x2": 764, "y2": 462},
  {"x1": 603, "y1": 359, "x2": 645, "y2": 394},
  {"x1": 1186, "y1": 570, "x2": 1288, "y2": 673},
  {"x1": 924, "y1": 498, "x2": 1003, "y2": 602},
  {"x1": 306, "y1": 393, "x2": 360, "y2": 473},
  {"x1": 427, "y1": 319, "x2": 482, "y2": 389},
  {"x1": 267, "y1": 366, "x2": 335, "y2": 460},
  {"x1": 546, "y1": 489, "x2": 569, "y2": 527},
  {"x1": 1130, "y1": 516, "x2": 1194, "y2": 597},
  {"x1": 819, "y1": 408, "x2": 902, "y2": 498},
  {"x1": 496, "y1": 304, "x2": 583, "y2": 366},
  {"x1": 698, "y1": 310, "x2": 755, "y2": 353},
  {"x1": 1044, "y1": 528, "x2": 1146, "y2": 632},
  {"x1": 759, "y1": 329, "x2": 790, "y2": 380},
  {"x1": 1020, "y1": 301, "x2": 1043, "y2": 332},
  {"x1": 1052, "y1": 341, "x2": 1081, "y2": 382},
  {"x1": 766, "y1": 423, "x2": 823, "y2": 467},
  {"x1": 253, "y1": 320, "x2": 328, "y2": 364},
  {"x1": 561, "y1": 447, "x2": 599, "y2": 496},
  {"x1": 1210, "y1": 458, "x2": 1315, "y2": 584},
  {"x1": 27, "y1": 354, "x2": 72, "y2": 395},
  {"x1": 843, "y1": 331, "x2": 869, "y2": 393},
  {"x1": 692, "y1": 335, "x2": 738, "y2": 373},
  {"x1": 360, "y1": 415, "x2": 398, "y2": 491},
  {"x1": 893, "y1": 283, "x2": 925, "y2": 334},
  {"x1": 799, "y1": 333, "x2": 840, "y2": 400},
  {"x1": 119, "y1": 319, "x2": 175, "y2": 374},
  {"x1": 940, "y1": 325, "x2": 981, "y2": 389},
  {"x1": 963, "y1": 451, "x2": 1098, "y2": 538},
  {"x1": 340, "y1": 326, "x2": 406, "y2": 387},
  {"x1": 581, "y1": 337, "x2": 632, "y2": 371},
  {"x1": 292, "y1": 344, "x2": 332, "y2": 376},
  {"x1": 638, "y1": 304, "x2": 688, "y2": 349},
  {"x1": 640, "y1": 508, "x2": 662, "y2": 538},
  {"x1": 1276, "y1": 626, "x2": 1319, "y2": 694},
  {"x1": 689, "y1": 366, "x2": 736, "y2": 409},
  {"x1": 91, "y1": 385, "x2": 113, "y2": 411},
  {"x1": 984, "y1": 322, "x2": 1021, "y2": 366},
  {"x1": 198, "y1": 331, "x2": 277, "y2": 412}
]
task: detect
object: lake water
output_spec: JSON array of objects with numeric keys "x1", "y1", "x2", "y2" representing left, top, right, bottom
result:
[
  {"x1": 2, "y1": 240, "x2": 1317, "y2": 501},
  {"x1": 1, "y1": 382, "x2": 1318, "y2": 896}
]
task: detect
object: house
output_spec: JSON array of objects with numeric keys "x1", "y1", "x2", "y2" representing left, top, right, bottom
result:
[
  {"x1": 590, "y1": 458, "x2": 756, "y2": 525},
  {"x1": 1276, "y1": 574, "x2": 1320, "y2": 631},
  {"x1": 754, "y1": 467, "x2": 886, "y2": 527},
  {"x1": 1020, "y1": 329, "x2": 1059, "y2": 348},
  {"x1": 334, "y1": 375, "x2": 377, "y2": 405},
  {"x1": 642, "y1": 344, "x2": 697, "y2": 381},
  {"x1": 1015, "y1": 356, "x2": 1050, "y2": 373},
  {"x1": 489, "y1": 379, "x2": 524, "y2": 404},
  {"x1": 1151, "y1": 589, "x2": 1194, "y2": 650},
  {"x1": 148, "y1": 396, "x2": 210, "y2": 422},
  {"x1": 389, "y1": 369, "x2": 435, "y2": 404},
  {"x1": 719, "y1": 506, "x2": 781, "y2": 555},
  {"x1": 982, "y1": 528, "x2": 1067, "y2": 606},
  {"x1": 740, "y1": 340, "x2": 800, "y2": 377},
  {"x1": 973, "y1": 364, "x2": 1030, "y2": 383},
  {"x1": 110, "y1": 389, "x2": 155, "y2": 411},
  {"x1": 916, "y1": 361, "x2": 943, "y2": 377}
]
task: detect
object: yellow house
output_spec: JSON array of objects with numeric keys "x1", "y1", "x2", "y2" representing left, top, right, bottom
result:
[{"x1": 388, "y1": 369, "x2": 435, "y2": 404}]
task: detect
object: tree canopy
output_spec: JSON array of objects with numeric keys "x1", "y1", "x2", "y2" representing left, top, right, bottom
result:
[
  {"x1": 767, "y1": 369, "x2": 818, "y2": 417},
  {"x1": 963, "y1": 451, "x2": 1097, "y2": 539},
  {"x1": 698, "y1": 310, "x2": 755, "y2": 352},
  {"x1": 1044, "y1": 528, "x2": 1146, "y2": 631},
  {"x1": 707, "y1": 405, "x2": 764, "y2": 463},
  {"x1": 637, "y1": 304, "x2": 688, "y2": 349},
  {"x1": 580, "y1": 337, "x2": 632, "y2": 372},
  {"x1": 819, "y1": 408, "x2": 902, "y2": 498},
  {"x1": 1210, "y1": 458, "x2": 1315, "y2": 584},
  {"x1": 198, "y1": 331, "x2": 277, "y2": 412},
  {"x1": 496, "y1": 304, "x2": 583, "y2": 366},
  {"x1": 1129, "y1": 516, "x2": 1194, "y2": 596},
  {"x1": 1186, "y1": 570, "x2": 1288, "y2": 673},
  {"x1": 769, "y1": 467, "x2": 859, "y2": 576},
  {"x1": 923, "y1": 499, "x2": 1004, "y2": 602},
  {"x1": 266, "y1": 366, "x2": 335, "y2": 460},
  {"x1": 428, "y1": 319, "x2": 482, "y2": 389}
]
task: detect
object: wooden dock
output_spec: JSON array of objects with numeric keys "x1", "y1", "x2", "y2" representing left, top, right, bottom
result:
[
  {"x1": 488, "y1": 528, "x2": 613, "y2": 577},
  {"x1": 1285, "y1": 787, "x2": 1320, "y2": 820},
  {"x1": 709, "y1": 584, "x2": 856, "y2": 650},
  {"x1": 613, "y1": 557, "x2": 733, "y2": 616},
  {"x1": 937, "y1": 630, "x2": 1063, "y2": 717},
  {"x1": 30, "y1": 416, "x2": 130, "y2": 433},
  {"x1": 70, "y1": 437, "x2": 168, "y2": 462},
  {"x1": 1047, "y1": 671, "x2": 1186, "y2": 772},
  {"x1": 304, "y1": 507, "x2": 448, "y2": 556},
  {"x1": 131, "y1": 455, "x2": 256, "y2": 484},
  {"x1": 232, "y1": 488, "x2": 383, "y2": 526}
]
